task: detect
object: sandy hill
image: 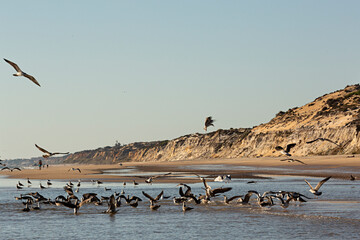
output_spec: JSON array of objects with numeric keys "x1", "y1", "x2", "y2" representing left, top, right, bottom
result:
[{"x1": 63, "y1": 84, "x2": 360, "y2": 164}]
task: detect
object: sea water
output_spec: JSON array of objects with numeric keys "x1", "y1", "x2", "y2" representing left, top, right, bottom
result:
[{"x1": 0, "y1": 175, "x2": 359, "y2": 239}]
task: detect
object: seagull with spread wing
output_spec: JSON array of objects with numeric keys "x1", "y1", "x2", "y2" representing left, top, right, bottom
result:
[
  {"x1": 68, "y1": 168, "x2": 81, "y2": 173},
  {"x1": 306, "y1": 138, "x2": 340, "y2": 146},
  {"x1": 304, "y1": 176, "x2": 331, "y2": 196},
  {"x1": 280, "y1": 158, "x2": 307, "y2": 165},
  {"x1": 35, "y1": 144, "x2": 69, "y2": 158},
  {"x1": 144, "y1": 172, "x2": 172, "y2": 184},
  {"x1": 4, "y1": 58, "x2": 41, "y2": 87},
  {"x1": 1, "y1": 167, "x2": 21, "y2": 172},
  {"x1": 202, "y1": 177, "x2": 232, "y2": 198},
  {"x1": 275, "y1": 143, "x2": 296, "y2": 156},
  {"x1": 142, "y1": 190, "x2": 164, "y2": 204}
]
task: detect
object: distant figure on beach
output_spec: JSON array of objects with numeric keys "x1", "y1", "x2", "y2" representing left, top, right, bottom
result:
[{"x1": 38, "y1": 160, "x2": 43, "y2": 170}]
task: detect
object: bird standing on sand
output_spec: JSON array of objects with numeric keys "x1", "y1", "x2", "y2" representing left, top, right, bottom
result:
[
  {"x1": 275, "y1": 143, "x2": 296, "y2": 156},
  {"x1": 35, "y1": 144, "x2": 69, "y2": 158},
  {"x1": 4, "y1": 58, "x2": 41, "y2": 87},
  {"x1": 304, "y1": 176, "x2": 331, "y2": 196},
  {"x1": 204, "y1": 116, "x2": 215, "y2": 131}
]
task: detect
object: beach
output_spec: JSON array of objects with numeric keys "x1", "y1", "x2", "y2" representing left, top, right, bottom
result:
[
  {"x1": 2, "y1": 155, "x2": 359, "y2": 182},
  {"x1": 2, "y1": 154, "x2": 360, "y2": 240}
]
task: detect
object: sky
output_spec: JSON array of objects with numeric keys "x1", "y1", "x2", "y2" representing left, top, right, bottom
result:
[{"x1": 1, "y1": 1, "x2": 360, "y2": 159}]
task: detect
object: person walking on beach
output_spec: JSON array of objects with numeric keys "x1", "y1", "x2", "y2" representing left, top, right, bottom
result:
[{"x1": 38, "y1": 160, "x2": 42, "y2": 170}]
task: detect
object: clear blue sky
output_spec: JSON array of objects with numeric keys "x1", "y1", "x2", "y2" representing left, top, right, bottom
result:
[{"x1": 1, "y1": 1, "x2": 359, "y2": 159}]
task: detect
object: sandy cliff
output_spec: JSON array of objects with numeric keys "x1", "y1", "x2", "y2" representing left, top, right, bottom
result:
[{"x1": 64, "y1": 84, "x2": 360, "y2": 164}]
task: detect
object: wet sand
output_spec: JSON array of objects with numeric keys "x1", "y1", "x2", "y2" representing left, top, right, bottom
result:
[{"x1": 1, "y1": 155, "x2": 360, "y2": 183}]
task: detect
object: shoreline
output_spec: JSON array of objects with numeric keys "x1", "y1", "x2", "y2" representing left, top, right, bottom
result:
[{"x1": 1, "y1": 155, "x2": 359, "y2": 183}]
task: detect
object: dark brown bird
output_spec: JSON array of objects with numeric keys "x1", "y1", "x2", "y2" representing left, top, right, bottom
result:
[
  {"x1": 129, "y1": 199, "x2": 139, "y2": 208},
  {"x1": 204, "y1": 116, "x2": 215, "y2": 131},
  {"x1": 223, "y1": 195, "x2": 243, "y2": 204},
  {"x1": 202, "y1": 177, "x2": 232, "y2": 198},
  {"x1": 1, "y1": 167, "x2": 21, "y2": 172},
  {"x1": 306, "y1": 138, "x2": 340, "y2": 146},
  {"x1": 182, "y1": 202, "x2": 193, "y2": 212},
  {"x1": 105, "y1": 195, "x2": 118, "y2": 214},
  {"x1": 4, "y1": 58, "x2": 41, "y2": 87},
  {"x1": 142, "y1": 190, "x2": 164, "y2": 203},
  {"x1": 35, "y1": 144, "x2": 69, "y2": 158}
]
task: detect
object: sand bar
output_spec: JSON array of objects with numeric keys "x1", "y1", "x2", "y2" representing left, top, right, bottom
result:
[{"x1": 1, "y1": 155, "x2": 359, "y2": 183}]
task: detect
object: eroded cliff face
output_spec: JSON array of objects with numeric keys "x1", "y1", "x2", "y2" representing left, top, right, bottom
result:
[{"x1": 64, "y1": 84, "x2": 360, "y2": 164}]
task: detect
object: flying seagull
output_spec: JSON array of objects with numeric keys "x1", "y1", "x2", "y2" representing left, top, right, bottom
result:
[
  {"x1": 280, "y1": 158, "x2": 307, "y2": 165},
  {"x1": 4, "y1": 58, "x2": 41, "y2": 87},
  {"x1": 142, "y1": 173, "x2": 172, "y2": 184},
  {"x1": 304, "y1": 176, "x2": 331, "y2": 196},
  {"x1": 35, "y1": 144, "x2": 69, "y2": 158},
  {"x1": 1, "y1": 167, "x2": 21, "y2": 172},
  {"x1": 306, "y1": 138, "x2": 340, "y2": 146},
  {"x1": 204, "y1": 116, "x2": 215, "y2": 131},
  {"x1": 275, "y1": 143, "x2": 296, "y2": 156},
  {"x1": 68, "y1": 168, "x2": 81, "y2": 173}
]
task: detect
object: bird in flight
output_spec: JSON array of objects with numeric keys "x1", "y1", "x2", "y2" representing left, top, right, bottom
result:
[
  {"x1": 68, "y1": 168, "x2": 81, "y2": 173},
  {"x1": 275, "y1": 143, "x2": 296, "y2": 156},
  {"x1": 304, "y1": 176, "x2": 331, "y2": 196},
  {"x1": 1, "y1": 167, "x2": 21, "y2": 172},
  {"x1": 204, "y1": 116, "x2": 215, "y2": 131},
  {"x1": 35, "y1": 144, "x2": 69, "y2": 158},
  {"x1": 280, "y1": 158, "x2": 307, "y2": 165},
  {"x1": 306, "y1": 138, "x2": 340, "y2": 146},
  {"x1": 142, "y1": 172, "x2": 172, "y2": 184},
  {"x1": 4, "y1": 58, "x2": 41, "y2": 87}
]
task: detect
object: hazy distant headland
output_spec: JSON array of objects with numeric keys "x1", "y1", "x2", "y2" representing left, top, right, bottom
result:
[{"x1": 6, "y1": 84, "x2": 360, "y2": 166}]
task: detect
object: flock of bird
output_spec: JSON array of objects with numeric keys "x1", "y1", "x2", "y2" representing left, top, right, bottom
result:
[
  {"x1": 2, "y1": 58, "x2": 357, "y2": 218},
  {"x1": 13, "y1": 172, "x2": 336, "y2": 215}
]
